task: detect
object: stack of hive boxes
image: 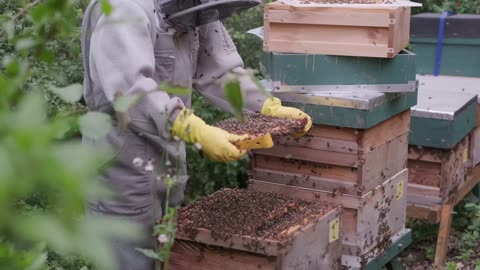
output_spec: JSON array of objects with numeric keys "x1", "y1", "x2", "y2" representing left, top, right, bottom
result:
[
  {"x1": 405, "y1": 13, "x2": 480, "y2": 220},
  {"x1": 248, "y1": 0, "x2": 421, "y2": 268},
  {"x1": 406, "y1": 85, "x2": 477, "y2": 221}
]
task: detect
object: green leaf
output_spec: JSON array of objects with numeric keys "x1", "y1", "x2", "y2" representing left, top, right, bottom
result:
[
  {"x1": 15, "y1": 38, "x2": 36, "y2": 51},
  {"x1": 53, "y1": 142, "x2": 110, "y2": 176},
  {"x1": 13, "y1": 92, "x2": 46, "y2": 130},
  {"x1": 80, "y1": 267, "x2": 89, "y2": 270},
  {"x1": 224, "y1": 79, "x2": 244, "y2": 121},
  {"x1": 3, "y1": 21, "x2": 15, "y2": 40},
  {"x1": 113, "y1": 94, "x2": 141, "y2": 112},
  {"x1": 101, "y1": 0, "x2": 113, "y2": 16},
  {"x1": 17, "y1": 214, "x2": 72, "y2": 252},
  {"x1": 135, "y1": 248, "x2": 161, "y2": 260},
  {"x1": 39, "y1": 50, "x2": 55, "y2": 63},
  {"x1": 78, "y1": 112, "x2": 112, "y2": 140},
  {"x1": 159, "y1": 82, "x2": 191, "y2": 96},
  {"x1": 3, "y1": 56, "x2": 20, "y2": 76},
  {"x1": 25, "y1": 253, "x2": 47, "y2": 270},
  {"x1": 0, "y1": 145, "x2": 12, "y2": 182},
  {"x1": 49, "y1": 84, "x2": 83, "y2": 103}
]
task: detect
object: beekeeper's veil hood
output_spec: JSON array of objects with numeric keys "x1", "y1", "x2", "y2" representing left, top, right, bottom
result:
[{"x1": 159, "y1": 0, "x2": 261, "y2": 31}]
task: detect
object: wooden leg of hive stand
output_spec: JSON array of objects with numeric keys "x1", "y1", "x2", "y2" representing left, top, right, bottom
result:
[{"x1": 434, "y1": 204, "x2": 453, "y2": 267}]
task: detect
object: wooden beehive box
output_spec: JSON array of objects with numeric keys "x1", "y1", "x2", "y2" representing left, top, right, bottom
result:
[
  {"x1": 169, "y1": 189, "x2": 343, "y2": 270},
  {"x1": 416, "y1": 74, "x2": 480, "y2": 166},
  {"x1": 406, "y1": 86, "x2": 477, "y2": 209},
  {"x1": 411, "y1": 13, "x2": 480, "y2": 77},
  {"x1": 263, "y1": 0, "x2": 418, "y2": 58},
  {"x1": 471, "y1": 106, "x2": 480, "y2": 166},
  {"x1": 251, "y1": 110, "x2": 410, "y2": 197},
  {"x1": 260, "y1": 49, "x2": 417, "y2": 93},
  {"x1": 407, "y1": 136, "x2": 470, "y2": 207},
  {"x1": 250, "y1": 169, "x2": 408, "y2": 268}
]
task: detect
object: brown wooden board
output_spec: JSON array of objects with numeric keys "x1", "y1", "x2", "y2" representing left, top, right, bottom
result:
[
  {"x1": 249, "y1": 169, "x2": 408, "y2": 268},
  {"x1": 251, "y1": 110, "x2": 410, "y2": 196},
  {"x1": 469, "y1": 104, "x2": 480, "y2": 167},
  {"x1": 407, "y1": 164, "x2": 480, "y2": 221},
  {"x1": 263, "y1": 1, "x2": 411, "y2": 57},
  {"x1": 169, "y1": 207, "x2": 343, "y2": 270},
  {"x1": 407, "y1": 135, "x2": 470, "y2": 206}
]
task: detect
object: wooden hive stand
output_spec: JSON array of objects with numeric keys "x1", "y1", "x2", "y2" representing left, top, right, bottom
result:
[
  {"x1": 406, "y1": 85, "x2": 479, "y2": 267},
  {"x1": 406, "y1": 165, "x2": 480, "y2": 267}
]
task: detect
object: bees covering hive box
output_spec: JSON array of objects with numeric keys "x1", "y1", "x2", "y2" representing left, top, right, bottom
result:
[
  {"x1": 169, "y1": 189, "x2": 343, "y2": 270},
  {"x1": 249, "y1": 169, "x2": 408, "y2": 267},
  {"x1": 250, "y1": 110, "x2": 410, "y2": 196}
]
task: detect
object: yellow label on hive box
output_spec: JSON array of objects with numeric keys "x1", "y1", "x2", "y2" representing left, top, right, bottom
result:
[
  {"x1": 396, "y1": 180, "x2": 404, "y2": 200},
  {"x1": 329, "y1": 218, "x2": 339, "y2": 243}
]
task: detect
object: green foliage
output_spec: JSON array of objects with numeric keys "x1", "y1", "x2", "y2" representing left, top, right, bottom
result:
[
  {"x1": 184, "y1": 93, "x2": 250, "y2": 203},
  {"x1": 2, "y1": 0, "x2": 479, "y2": 269},
  {"x1": 446, "y1": 262, "x2": 458, "y2": 270},
  {"x1": 0, "y1": 1, "x2": 139, "y2": 269},
  {"x1": 452, "y1": 195, "x2": 480, "y2": 263},
  {"x1": 224, "y1": 4, "x2": 268, "y2": 71},
  {"x1": 100, "y1": 0, "x2": 113, "y2": 16},
  {"x1": 224, "y1": 78, "x2": 245, "y2": 122}
]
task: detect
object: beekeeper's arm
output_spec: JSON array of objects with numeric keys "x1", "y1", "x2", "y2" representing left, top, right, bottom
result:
[{"x1": 89, "y1": 0, "x2": 247, "y2": 162}]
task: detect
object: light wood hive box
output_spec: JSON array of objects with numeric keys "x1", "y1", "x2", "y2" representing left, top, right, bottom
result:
[
  {"x1": 407, "y1": 135, "x2": 470, "y2": 207},
  {"x1": 263, "y1": 0, "x2": 412, "y2": 58},
  {"x1": 250, "y1": 110, "x2": 411, "y2": 197},
  {"x1": 250, "y1": 169, "x2": 408, "y2": 267},
  {"x1": 169, "y1": 206, "x2": 343, "y2": 270}
]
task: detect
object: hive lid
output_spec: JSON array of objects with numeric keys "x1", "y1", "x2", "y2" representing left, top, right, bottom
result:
[
  {"x1": 411, "y1": 13, "x2": 480, "y2": 39},
  {"x1": 411, "y1": 87, "x2": 477, "y2": 120},
  {"x1": 416, "y1": 74, "x2": 480, "y2": 102}
]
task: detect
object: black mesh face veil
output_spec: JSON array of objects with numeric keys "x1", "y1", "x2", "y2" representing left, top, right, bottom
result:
[{"x1": 159, "y1": 0, "x2": 261, "y2": 31}]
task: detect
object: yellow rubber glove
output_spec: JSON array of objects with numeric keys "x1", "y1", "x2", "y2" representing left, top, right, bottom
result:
[
  {"x1": 261, "y1": 97, "x2": 313, "y2": 138},
  {"x1": 172, "y1": 108, "x2": 249, "y2": 162}
]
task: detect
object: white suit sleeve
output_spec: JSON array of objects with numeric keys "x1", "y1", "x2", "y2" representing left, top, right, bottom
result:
[
  {"x1": 193, "y1": 21, "x2": 268, "y2": 114},
  {"x1": 89, "y1": 0, "x2": 183, "y2": 139}
]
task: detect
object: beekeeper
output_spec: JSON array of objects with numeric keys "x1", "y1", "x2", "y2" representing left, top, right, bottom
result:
[{"x1": 81, "y1": 0, "x2": 312, "y2": 269}]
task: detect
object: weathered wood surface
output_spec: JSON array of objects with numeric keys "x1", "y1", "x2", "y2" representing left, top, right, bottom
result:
[
  {"x1": 407, "y1": 164, "x2": 480, "y2": 223},
  {"x1": 406, "y1": 165, "x2": 480, "y2": 267},
  {"x1": 407, "y1": 136, "x2": 470, "y2": 206},
  {"x1": 169, "y1": 208, "x2": 343, "y2": 270},
  {"x1": 251, "y1": 110, "x2": 410, "y2": 196},
  {"x1": 263, "y1": 2, "x2": 411, "y2": 57},
  {"x1": 469, "y1": 104, "x2": 480, "y2": 166},
  {"x1": 434, "y1": 204, "x2": 453, "y2": 268},
  {"x1": 249, "y1": 169, "x2": 408, "y2": 266},
  {"x1": 169, "y1": 241, "x2": 277, "y2": 270}
]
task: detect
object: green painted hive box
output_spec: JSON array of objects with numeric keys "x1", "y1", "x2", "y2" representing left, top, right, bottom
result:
[
  {"x1": 416, "y1": 74, "x2": 480, "y2": 165},
  {"x1": 260, "y1": 80, "x2": 418, "y2": 129},
  {"x1": 260, "y1": 49, "x2": 417, "y2": 93},
  {"x1": 409, "y1": 87, "x2": 477, "y2": 149},
  {"x1": 410, "y1": 13, "x2": 480, "y2": 77}
]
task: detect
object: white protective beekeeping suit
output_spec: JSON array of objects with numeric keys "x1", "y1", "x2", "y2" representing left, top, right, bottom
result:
[{"x1": 81, "y1": 0, "x2": 268, "y2": 269}]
